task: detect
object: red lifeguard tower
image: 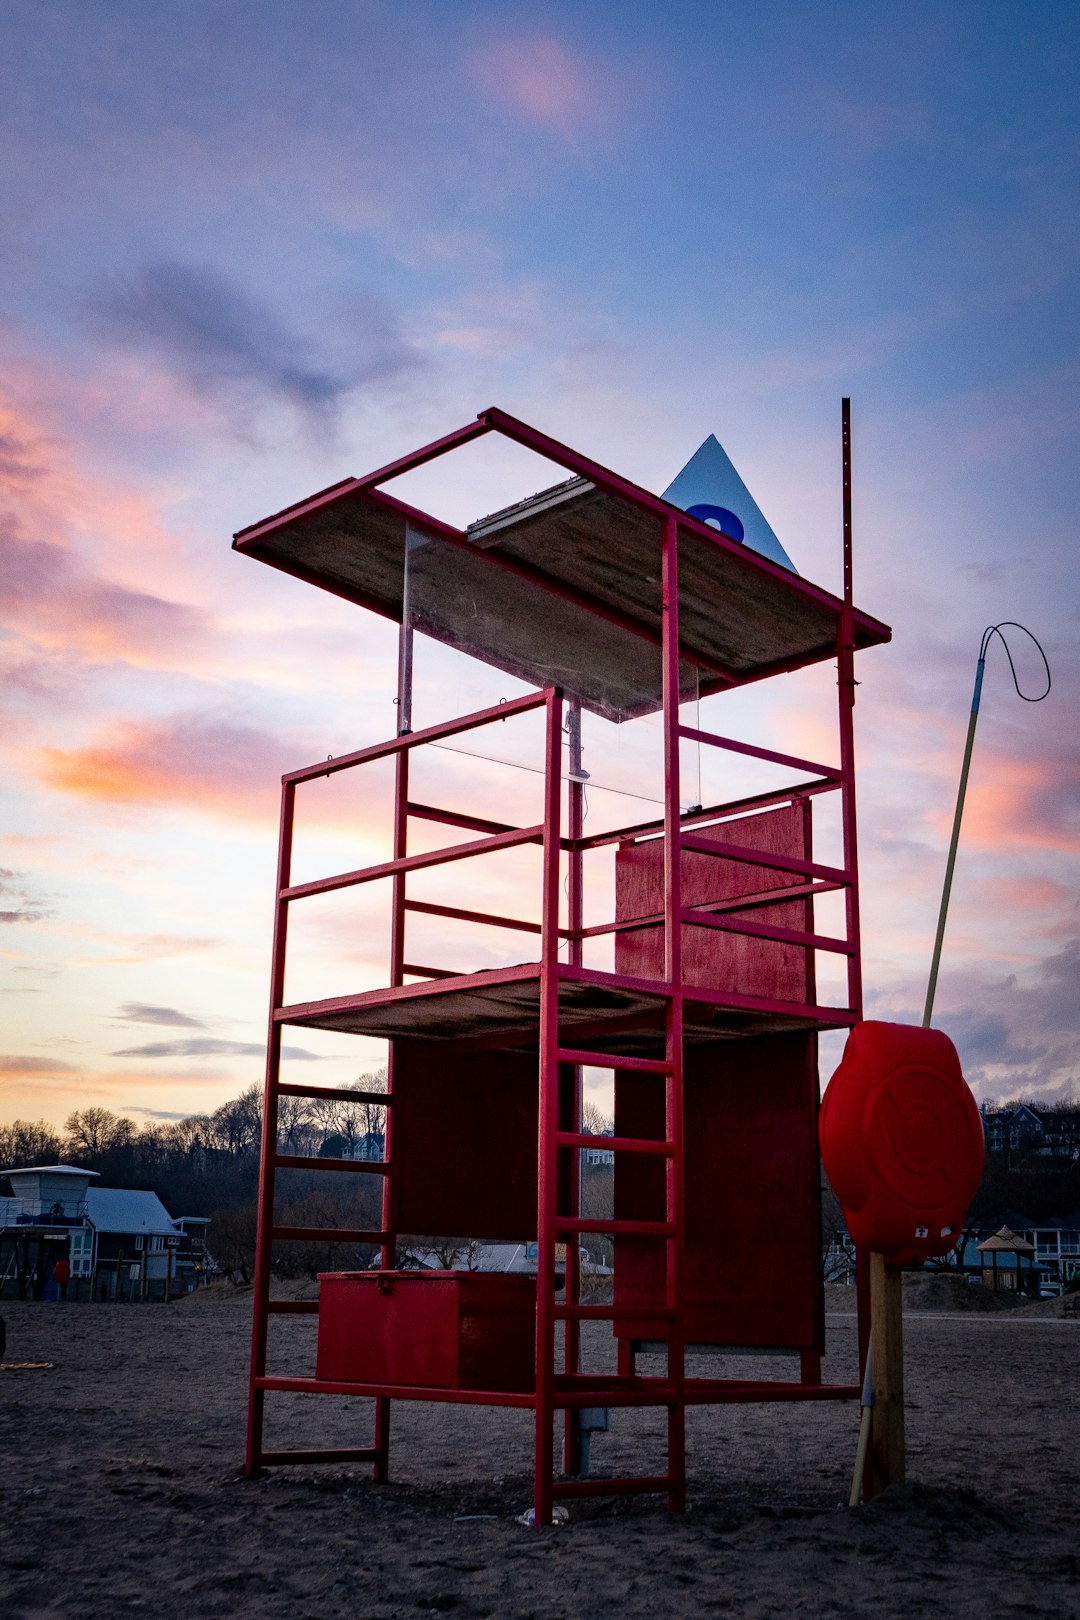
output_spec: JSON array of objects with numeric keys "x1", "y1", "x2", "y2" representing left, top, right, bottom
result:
[{"x1": 235, "y1": 404, "x2": 890, "y2": 1521}]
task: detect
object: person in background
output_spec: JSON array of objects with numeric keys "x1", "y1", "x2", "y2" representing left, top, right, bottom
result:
[{"x1": 53, "y1": 1256, "x2": 71, "y2": 1302}]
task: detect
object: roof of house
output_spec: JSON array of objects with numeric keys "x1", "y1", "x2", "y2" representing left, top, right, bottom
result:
[
  {"x1": 2, "y1": 1163, "x2": 100, "y2": 1179},
  {"x1": 85, "y1": 1187, "x2": 178, "y2": 1237},
  {"x1": 977, "y1": 1226, "x2": 1037, "y2": 1255}
]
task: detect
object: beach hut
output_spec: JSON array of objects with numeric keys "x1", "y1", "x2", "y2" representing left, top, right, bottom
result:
[{"x1": 977, "y1": 1226, "x2": 1037, "y2": 1292}]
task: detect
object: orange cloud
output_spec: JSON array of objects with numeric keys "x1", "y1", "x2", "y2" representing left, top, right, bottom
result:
[
  {"x1": 33, "y1": 707, "x2": 402, "y2": 839},
  {"x1": 37, "y1": 711, "x2": 287, "y2": 821},
  {"x1": 0, "y1": 1054, "x2": 83, "y2": 1079}
]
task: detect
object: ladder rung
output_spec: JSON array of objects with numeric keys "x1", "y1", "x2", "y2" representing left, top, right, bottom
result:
[
  {"x1": 678, "y1": 835, "x2": 849, "y2": 886},
  {"x1": 555, "y1": 1217, "x2": 675, "y2": 1237},
  {"x1": 556, "y1": 1047, "x2": 672, "y2": 1073},
  {"x1": 271, "y1": 1226, "x2": 385, "y2": 1245},
  {"x1": 556, "y1": 1131, "x2": 673, "y2": 1157},
  {"x1": 273, "y1": 1153, "x2": 389, "y2": 1175}
]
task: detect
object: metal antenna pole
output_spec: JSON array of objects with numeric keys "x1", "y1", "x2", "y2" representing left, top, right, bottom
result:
[{"x1": 922, "y1": 622, "x2": 1051, "y2": 1028}]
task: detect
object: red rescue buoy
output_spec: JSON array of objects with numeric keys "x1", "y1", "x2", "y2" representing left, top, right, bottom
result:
[{"x1": 819, "y1": 1021, "x2": 984, "y2": 1266}]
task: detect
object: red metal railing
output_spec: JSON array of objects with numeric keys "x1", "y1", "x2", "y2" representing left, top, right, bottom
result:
[{"x1": 245, "y1": 408, "x2": 870, "y2": 1515}]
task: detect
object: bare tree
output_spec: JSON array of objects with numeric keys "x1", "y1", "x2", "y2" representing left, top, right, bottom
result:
[
  {"x1": 581, "y1": 1101, "x2": 613, "y2": 1137},
  {"x1": 65, "y1": 1107, "x2": 135, "y2": 1160},
  {"x1": 0, "y1": 1118, "x2": 63, "y2": 1168},
  {"x1": 207, "y1": 1205, "x2": 258, "y2": 1284}
]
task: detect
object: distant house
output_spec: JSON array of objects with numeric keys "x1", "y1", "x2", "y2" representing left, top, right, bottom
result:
[
  {"x1": 0, "y1": 1164, "x2": 98, "y2": 1299},
  {"x1": 0, "y1": 1163, "x2": 199, "y2": 1302},
  {"x1": 84, "y1": 1185, "x2": 183, "y2": 1301},
  {"x1": 980, "y1": 1103, "x2": 1080, "y2": 1164}
]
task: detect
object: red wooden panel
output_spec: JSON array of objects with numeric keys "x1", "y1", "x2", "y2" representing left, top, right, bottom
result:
[
  {"x1": 614, "y1": 803, "x2": 811, "y2": 1000},
  {"x1": 392, "y1": 1041, "x2": 539, "y2": 1239},
  {"x1": 316, "y1": 1271, "x2": 535, "y2": 1391},
  {"x1": 613, "y1": 1036, "x2": 822, "y2": 1350}
]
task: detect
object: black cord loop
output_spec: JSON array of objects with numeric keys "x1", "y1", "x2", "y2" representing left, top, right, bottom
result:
[{"x1": 979, "y1": 621, "x2": 1051, "y2": 703}]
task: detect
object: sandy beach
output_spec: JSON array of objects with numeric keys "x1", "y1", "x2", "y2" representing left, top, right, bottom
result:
[{"x1": 2, "y1": 1280, "x2": 1078, "y2": 1619}]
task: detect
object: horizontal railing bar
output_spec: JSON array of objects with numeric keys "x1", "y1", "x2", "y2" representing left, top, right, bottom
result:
[
  {"x1": 405, "y1": 897, "x2": 543, "y2": 936},
  {"x1": 555, "y1": 1217, "x2": 675, "y2": 1237},
  {"x1": 554, "y1": 1304, "x2": 677, "y2": 1321},
  {"x1": 677, "y1": 723, "x2": 843, "y2": 781},
  {"x1": 684, "y1": 1379, "x2": 861, "y2": 1405},
  {"x1": 271, "y1": 1226, "x2": 385, "y2": 1244},
  {"x1": 406, "y1": 800, "x2": 518, "y2": 836},
  {"x1": 556, "y1": 1131, "x2": 673, "y2": 1157},
  {"x1": 552, "y1": 1476, "x2": 673, "y2": 1500},
  {"x1": 256, "y1": 1374, "x2": 535, "y2": 1407},
  {"x1": 576, "y1": 780, "x2": 839, "y2": 853},
  {"x1": 555, "y1": 1046, "x2": 671, "y2": 1073},
  {"x1": 277, "y1": 1083, "x2": 392, "y2": 1107},
  {"x1": 284, "y1": 690, "x2": 549, "y2": 784},
  {"x1": 555, "y1": 1387, "x2": 676, "y2": 1408},
  {"x1": 273, "y1": 1153, "x2": 390, "y2": 1175},
  {"x1": 402, "y1": 962, "x2": 458, "y2": 979},
  {"x1": 680, "y1": 910, "x2": 853, "y2": 955},
  {"x1": 576, "y1": 879, "x2": 842, "y2": 940},
  {"x1": 258, "y1": 1448, "x2": 381, "y2": 1465},
  {"x1": 678, "y1": 835, "x2": 850, "y2": 886},
  {"x1": 266, "y1": 1300, "x2": 320, "y2": 1315},
  {"x1": 678, "y1": 981, "x2": 857, "y2": 1023},
  {"x1": 550, "y1": 1375, "x2": 677, "y2": 1409},
  {"x1": 282, "y1": 824, "x2": 544, "y2": 902}
]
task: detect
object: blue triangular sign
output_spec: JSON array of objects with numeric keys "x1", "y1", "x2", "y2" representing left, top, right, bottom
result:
[{"x1": 662, "y1": 435, "x2": 797, "y2": 573}]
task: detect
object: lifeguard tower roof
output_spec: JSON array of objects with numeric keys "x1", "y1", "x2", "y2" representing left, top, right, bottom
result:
[{"x1": 234, "y1": 407, "x2": 889, "y2": 722}]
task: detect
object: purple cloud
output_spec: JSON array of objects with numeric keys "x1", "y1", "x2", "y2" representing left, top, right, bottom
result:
[
  {"x1": 113, "y1": 1003, "x2": 206, "y2": 1029},
  {"x1": 0, "y1": 868, "x2": 54, "y2": 924},
  {"x1": 81, "y1": 261, "x2": 416, "y2": 424},
  {"x1": 109, "y1": 1037, "x2": 321, "y2": 1061}
]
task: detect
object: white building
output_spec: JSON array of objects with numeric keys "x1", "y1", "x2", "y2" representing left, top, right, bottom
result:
[{"x1": 0, "y1": 1163, "x2": 185, "y2": 1301}]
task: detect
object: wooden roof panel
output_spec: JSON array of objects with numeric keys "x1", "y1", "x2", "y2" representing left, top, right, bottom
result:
[{"x1": 234, "y1": 429, "x2": 890, "y2": 722}]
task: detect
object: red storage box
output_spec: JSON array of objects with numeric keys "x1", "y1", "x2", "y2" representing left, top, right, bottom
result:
[{"x1": 316, "y1": 1270, "x2": 536, "y2": 1393}]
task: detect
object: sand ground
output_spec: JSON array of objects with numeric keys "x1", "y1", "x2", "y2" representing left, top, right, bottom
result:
[{"x1": 2, "y1": 1279, "x2": 1078, "y2": 1619}]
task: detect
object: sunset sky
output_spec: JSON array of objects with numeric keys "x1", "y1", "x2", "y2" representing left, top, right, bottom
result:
[{"x1": 2, "y1": 1, "x2": 1077, "y2": 1133}]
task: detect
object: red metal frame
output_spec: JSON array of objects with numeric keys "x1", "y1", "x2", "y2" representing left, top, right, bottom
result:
[{"x1": 242, "y1": 406, "x2": 875, "y2": 1519}]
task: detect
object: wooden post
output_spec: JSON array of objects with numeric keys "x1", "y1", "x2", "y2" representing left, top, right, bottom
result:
[{"x1": 867, "y1": 1253, "x2": 905, "y2": 1495}]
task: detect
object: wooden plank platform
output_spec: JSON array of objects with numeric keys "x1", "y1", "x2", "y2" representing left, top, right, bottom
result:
[{"x1": 276, "y1": 962, "x2": 856, "y2": 1053}]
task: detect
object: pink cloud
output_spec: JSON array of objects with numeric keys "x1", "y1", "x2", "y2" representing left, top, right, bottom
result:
[
  {"x1": 468, "y1": 33, "x2": 612, "y2": 143},
  {"x1": 0, "y1": 393, "x2": 214, "y2": 671},
  {"x1": 0, "y1": 515, "x2": 212, "y2": 668},
  {"x1": 961, "y1": 752, "x2": 1080, "y2": 856}
]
